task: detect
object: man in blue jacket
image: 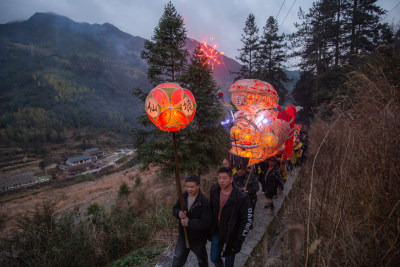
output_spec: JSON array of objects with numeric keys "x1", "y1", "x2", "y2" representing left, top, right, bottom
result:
[
  {"x1": 172, "y1": 175, "x2": 212, "y2": 267},
  {"x1": 209, "y1": 167, "x2": 252, "y2": 267}
]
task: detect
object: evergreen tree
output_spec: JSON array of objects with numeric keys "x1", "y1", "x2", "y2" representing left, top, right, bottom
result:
[
  {"x1": 291, "y1": 2, "x2": 334, "y2": 74},
  {"x1": 346, "y1": 0, "x2": 391, "y2": 56},
  {"x1": 132, "y1": 3, "x2": 229, "y2": 176},
  {"x1": 290, "y1": 0, "x2": 393, "y2": 119},
  {"x1": 257, "y1": 16, "x2": 289, "y2": 104},
  {"x1": 141, "y1": 1, "x2": 188, "y2": 85},
  {"x1": 180, "y1": 45, "x2": 230, "y2": 176},
  {"x1": 236, "y1": 14, "x2": 259, "y2": 79},
  {"x1": 292, "y1": 71, "x2": 315, "y2": 124},
  {"x1": 133, "y1": 1, "x2": 189, "y2": 176}
]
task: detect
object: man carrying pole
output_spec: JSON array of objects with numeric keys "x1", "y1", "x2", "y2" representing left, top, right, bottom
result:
[{"x1": 172, "y1": 175, "x2": 212, "y2": 267}]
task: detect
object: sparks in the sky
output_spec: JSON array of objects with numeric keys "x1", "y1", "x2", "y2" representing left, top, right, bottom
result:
[{"x1": 197, "y1": 41, "x2": 224, "y2": 70}]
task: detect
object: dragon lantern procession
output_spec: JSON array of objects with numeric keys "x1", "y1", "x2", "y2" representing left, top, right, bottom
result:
[{"x1": 229, "y1": 79, "x2": 296, "y2": 167}]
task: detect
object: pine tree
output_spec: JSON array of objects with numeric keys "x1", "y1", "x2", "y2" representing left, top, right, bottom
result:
[
  {"x1": 290, "y1": 0, "x2": 393, "y2": 119},
  {"x1": 346, "y1": 0, "x2": 391, "y2": 56},
  {"x1": 236, "y1": 14, "x2": 259, "y2": 79},
  {"x1": 291, "y1": 1, "x2": 334, "y2": 74},
  {"x1": 257, "y1": 16, "x2": 289, "y2": 104},
  {"x1": 132, "y1": 3, "x2": 229, "y2": 176},
  {"x1": 141, "y1": 1, "x2": 188, "y2": 85},
  {"x1": 133, "y1": 2, "x2": 189, "y2": 176},
  {"x1": 179, "y1": 45, "x2": 230, "y2": 176}
]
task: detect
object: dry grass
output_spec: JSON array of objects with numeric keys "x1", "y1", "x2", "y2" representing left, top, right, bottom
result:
[{"x1": 275, "y1": 52, "x2": 400, "y2": 266}]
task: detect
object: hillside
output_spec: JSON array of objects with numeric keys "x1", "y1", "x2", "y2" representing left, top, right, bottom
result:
[
  {"x1": 0, "y1": 12, "x2": 299, "y2": 150},
  {"x1": 0, "y1": 12, "x2": 150, "y2": 148}
]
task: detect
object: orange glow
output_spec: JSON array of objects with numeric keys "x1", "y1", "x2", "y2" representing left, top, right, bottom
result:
[
  {"x1": 228, "y1": 79, "x2": 296, "y2": 165},
  {"x1": 145, "y1": 83, "x2": 196, "y2": 132},
  {"x1": 157, "y1": 110, "x2": 171, "y2": 127},
  {"x1": 173, "y1": 109, "x2": 187, "y2": 125}
]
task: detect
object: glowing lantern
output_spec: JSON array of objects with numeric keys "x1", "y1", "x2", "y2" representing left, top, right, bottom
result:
[
  {"x1": 145, "y1": 82, "x2": 196, "y2": 249},
  {"x1": 229, "y1": 79, "x2": 296, "y2": 166},
  {"x1": 145, "y1": 83, "x2": 196, "y2": 132}
]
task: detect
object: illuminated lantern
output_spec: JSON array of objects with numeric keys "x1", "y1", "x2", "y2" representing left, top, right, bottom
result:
[
  {"x1": 145, "y1": 82, "x2": 196, "y2": 249},
  {"x1": 145, "y1": 83, "x2": 196, "y2": 132},
  {"x1": 229, "y1": 79, "x2": 296, "y2": 166}
]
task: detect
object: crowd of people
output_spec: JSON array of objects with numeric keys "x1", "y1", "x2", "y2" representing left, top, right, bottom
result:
[{"x1": 171, "y1": 130, "x2": 308, "y2": 267}]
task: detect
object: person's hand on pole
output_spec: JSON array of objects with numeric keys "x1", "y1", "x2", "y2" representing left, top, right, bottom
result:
[
  {"x1": 181, "y1": 217, "x2": 189, "y2": 227},
  {"x1": 179, "y1": 211, "x2": 187, "y2": 219}
]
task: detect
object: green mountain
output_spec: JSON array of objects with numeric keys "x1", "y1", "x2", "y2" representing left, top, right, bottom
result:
[
  {"x1": 0, "y1": 12, "x2": 150, "y2": 148},
  {"x1": 0, "y1": 12, "x2": 299, "y2": 151}
]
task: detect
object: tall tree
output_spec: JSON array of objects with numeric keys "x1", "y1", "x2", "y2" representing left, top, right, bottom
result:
[
  {"x1": 292, "y1": 71, "x2": 315, "y2": 124},
  {"x1": 133, "y1": 2, "x2": 189, "y2": 176},
  {"x1": 257, "y1": 16, "x2": 289, "y2": 104},
  {"x1": 141, "y1": 1, "x2": 188, "y2": 85},
  {"x1": 290, "y1": 0, "x2": 393, "y2": 119},
  {"x1": 291, "y1": 2, "x2": 334, "y2": 74},
  {"x1": 346, "y1": 0, "x2": 391, "y2": 56},
  {"x1": 236, "y1": 14, "x2": 259, "y2": 79},
  {"x1": 179, "y1": 45, "x2": 230, "y2": 176},
  {"x1": 133, "y1": 3, "x2": 229, "y2": 176}
]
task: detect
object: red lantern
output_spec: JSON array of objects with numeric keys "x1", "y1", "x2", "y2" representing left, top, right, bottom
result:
[{"x1": 145, "y1": 83, "x2": 196, "y2": 132}]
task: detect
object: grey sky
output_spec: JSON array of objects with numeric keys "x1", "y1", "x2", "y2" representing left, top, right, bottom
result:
[{"x1": 0, "y1": 0, "x2": 398, "y2": 62}]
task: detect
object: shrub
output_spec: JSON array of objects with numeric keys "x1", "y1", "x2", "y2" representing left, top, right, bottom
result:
[
  {"x1": 111, "y1": 247, "x2": 162, "y2": 267},
  {"x1": 118, "y1": 182, "x2": 130, "y2": 198},
  {"x1": 278, "y1": 49, "x2": 400, "y2": 266},
  {"x1": 0, "y1": 202, "x2": 96, "y2": 266}
]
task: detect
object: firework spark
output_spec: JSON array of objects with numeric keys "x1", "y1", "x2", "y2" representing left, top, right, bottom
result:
[{"x1": 197, "y1": 41, "x2": 224, "y2": 70}]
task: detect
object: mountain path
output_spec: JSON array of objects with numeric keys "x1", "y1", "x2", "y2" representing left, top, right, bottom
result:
[{"x1": 155, "y1": 167, "x2": 300, "y2": 267}]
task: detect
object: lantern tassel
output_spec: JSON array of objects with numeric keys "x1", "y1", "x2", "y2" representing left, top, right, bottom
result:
[
  {"x1": 217, "y1": 90, "x2": 233, "y2": 109},
  {"x1": 229, "y1": 153, "x2": 249, "y2": 169}
]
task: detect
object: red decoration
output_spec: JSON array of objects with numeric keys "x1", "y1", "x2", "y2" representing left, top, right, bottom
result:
[{"x1": 145, "y1": 83, "x2": 196, "y2": 132}]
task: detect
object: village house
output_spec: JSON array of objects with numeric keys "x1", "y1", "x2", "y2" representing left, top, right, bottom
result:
[
  {"x1": 66, "y1": 154, "x2": 92, "y2": 165},
  {"x1": 59, "y1": 154, "x2": 94, "y2": 175},
  {"x1": 84, "y1": 148, "x2": 104, "y2": 159}
]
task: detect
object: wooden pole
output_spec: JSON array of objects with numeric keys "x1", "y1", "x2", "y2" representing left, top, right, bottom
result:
[
  {"x1": 244, "y1": 165, "x2": 255, "y2": 189},
  {"x1": 172, "y1": 132, "x2": 190, "y2": 248}
]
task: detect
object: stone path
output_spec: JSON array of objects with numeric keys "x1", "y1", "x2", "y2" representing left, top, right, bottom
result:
[{"x1": 155, "y1": 168, "x2": 299, "y2": 267}]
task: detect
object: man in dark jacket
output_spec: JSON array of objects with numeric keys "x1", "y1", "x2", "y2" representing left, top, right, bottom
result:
[
  {"x1": 209, "y1": 167, "x2": 252, "y2": 267},
  {"x1": 233, "y1": 166, "x2": 260, "y2": 217},
  {"x1": 172, "y1": 175, "x2": 212, "y2": 267},
  {"x1": 259, "y1": 157, "x2": 284, "y2": 213}
]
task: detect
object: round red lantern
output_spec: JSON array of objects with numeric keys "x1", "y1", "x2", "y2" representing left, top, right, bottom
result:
[{"x1": 145, "y1": 83, "x2": 196, "y2": 132}]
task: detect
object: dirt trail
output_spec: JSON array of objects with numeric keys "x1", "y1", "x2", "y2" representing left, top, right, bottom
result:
[{"x1": 0, "y1": 165, "x2": 159, "y2": 239}]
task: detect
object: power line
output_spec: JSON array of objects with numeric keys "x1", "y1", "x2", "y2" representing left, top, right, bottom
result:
[
  {"x1": 380, "y1": 1, "x2": 400, "y2": 21},
  {"x1": 276, "y1": 0, "x2": 286, "y2": 20},
  {"x1": 279, "y1": 0, "x2": 297, "y2": 31}
]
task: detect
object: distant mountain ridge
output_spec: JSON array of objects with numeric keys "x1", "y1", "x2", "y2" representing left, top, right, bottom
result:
[{"x1": 0, "y1": 12, "x2": 298, "y2": 147}]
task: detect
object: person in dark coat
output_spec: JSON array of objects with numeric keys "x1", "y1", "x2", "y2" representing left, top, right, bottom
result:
[
  {"x1": 209, "y1": 167, "x2": 252, "y2": 267},
  {"x1": 259, "y1": 156, "x2": 284, "y2": 213},
  {"x1": 172, "y1": 175, "x2": 212, "y2": 267},
  {"x1": 233, "y1": 166, "x2": 260, "y2": 217}
]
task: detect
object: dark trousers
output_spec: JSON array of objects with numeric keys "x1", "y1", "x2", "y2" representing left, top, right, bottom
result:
[
  {"x1": 210, "y1": 229, "x2": 235, "y2": 267},
  {"x1": 172, "y1": 234, "x2": 208, "y2": 267},
  {"x1": 264, "y1": 190, "x2": 276, "y2": 210}
]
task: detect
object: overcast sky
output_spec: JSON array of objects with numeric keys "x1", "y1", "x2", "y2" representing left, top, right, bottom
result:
[{"x1": 0, "y1": 0, "x2": 399, "y2": 62}]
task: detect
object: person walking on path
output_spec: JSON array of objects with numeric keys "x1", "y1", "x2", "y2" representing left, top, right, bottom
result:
[
  {"x1": 172, "y1": 175, "x2": 212, "y2": 267},
  {"x1": 233, "y1": 166, "x2": 260, "y2": 219},
  {"x1": 209, "y1": 167, "x2": 252, "y2": 267},
  {"x1": 259, "y1": 157, "x2": 284, "y2": 214}
]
